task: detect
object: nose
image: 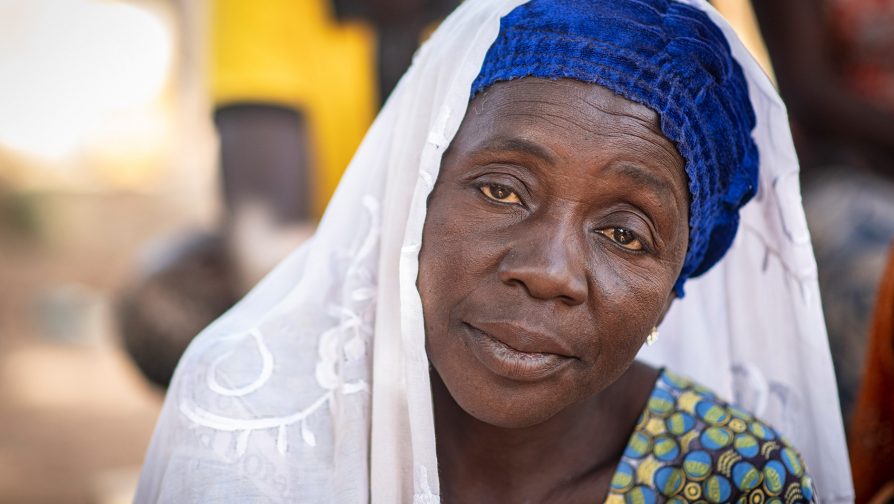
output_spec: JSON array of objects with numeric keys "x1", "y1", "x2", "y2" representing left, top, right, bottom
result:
[{"x1": 498, "y1": 220, "x2": 588, "y2": 306}]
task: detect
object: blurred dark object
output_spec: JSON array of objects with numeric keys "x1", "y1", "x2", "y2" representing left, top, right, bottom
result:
[
  {"x1": 332, "y1": 0, "x2": 456, "y2": 26},
  {"x1": 0, "y1": 184, "x2": 41, "y2": 239},
  {"x1": 850, "y1": 244, "x2": 894, "y2": 504},
  {"x1": 215, "y1": 103, "x2": 313, "y2": 224},
  {"x1": 117, "y1": 233, "x2": 238, "y2": 388},
  {"x1": 751, "y1": 0, "x2": 894, "y2": 176},
  {"x1": 333, "y1": 0, "x2": 459, "y2": 102}
]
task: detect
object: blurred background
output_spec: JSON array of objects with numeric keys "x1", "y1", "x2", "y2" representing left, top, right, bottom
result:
[
  {"x1": 0, "y1": 0, "x2": 892, "y2": 503},
  {"x1": 0, "y1": 1, "x2": 208, "y2": 502},
  {"x1": 0, "y1": 0, "x2": 458, "y2": 502}
]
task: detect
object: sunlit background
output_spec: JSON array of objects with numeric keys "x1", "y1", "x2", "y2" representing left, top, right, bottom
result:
[{"x1": 0, "y1": 0, "x2": 216, "y2": 502}]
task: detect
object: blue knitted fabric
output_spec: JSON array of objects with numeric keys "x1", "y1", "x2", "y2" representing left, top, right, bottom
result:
[{"x1": 471, "y1": 0, "x2": 759, "y2": 296}]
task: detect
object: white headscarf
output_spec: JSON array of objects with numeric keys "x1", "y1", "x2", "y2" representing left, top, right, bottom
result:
[{"x1": 135, "y1": 0, "x2": 853, "y2": 502}]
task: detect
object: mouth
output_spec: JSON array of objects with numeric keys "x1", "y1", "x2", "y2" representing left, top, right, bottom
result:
[{"x1": 462, "y1": 322, "x2": 575, "y2": 382}]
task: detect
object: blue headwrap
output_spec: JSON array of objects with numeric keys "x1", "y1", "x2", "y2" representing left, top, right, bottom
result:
[{"x1": 471, "y1": 0, "x2": 759, "y2": 296}]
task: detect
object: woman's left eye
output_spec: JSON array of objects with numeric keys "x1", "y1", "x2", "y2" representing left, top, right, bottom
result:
[
  {"x1": 479, "y1": 183, "x2": 521, "y2": 204},
  {"x1": 597, "y1": 227, "x2": 644, "y2": 251}
]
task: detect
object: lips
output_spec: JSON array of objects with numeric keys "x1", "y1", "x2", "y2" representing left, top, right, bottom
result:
[{"x1": 462, "y1": 322, "x2": 575, "y2": 382}]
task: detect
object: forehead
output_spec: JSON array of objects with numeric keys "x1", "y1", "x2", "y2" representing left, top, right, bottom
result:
[
  {"x1": 453, "y1": 78, "x2": 685, "y2": 188},
  {"x1": 471, "y1": 78, "x2": 659, "y2": 124}
]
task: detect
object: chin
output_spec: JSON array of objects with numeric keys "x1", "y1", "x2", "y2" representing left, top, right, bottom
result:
[
  {"x1": 435, "y1": 363, "x2": 585, "y2": 429},
  {"x1": 465, "y1": 402, "x2": 563, "y2": 429}
]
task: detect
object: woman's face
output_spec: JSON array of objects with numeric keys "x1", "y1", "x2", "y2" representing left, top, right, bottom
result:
[{"x1": 418, "y1": 78, "x2": 689, "y2": 428}]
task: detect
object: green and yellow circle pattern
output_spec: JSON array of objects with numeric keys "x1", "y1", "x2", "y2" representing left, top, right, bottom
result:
[{"x1": 605, "y1": 369, "x2": 816, "y2": 503}]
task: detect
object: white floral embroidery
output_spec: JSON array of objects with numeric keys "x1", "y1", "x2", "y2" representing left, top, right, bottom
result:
[
  {"x1": 206, "y1": 328, "x2": 273, "y2": 397},
  {"x1": 179, "y1": 195, "x2": 381, "y2": 456}
]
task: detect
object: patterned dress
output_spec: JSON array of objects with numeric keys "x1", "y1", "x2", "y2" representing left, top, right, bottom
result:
[{"x1": 606, "y1": 369, "x2": 817, "y2": 503}]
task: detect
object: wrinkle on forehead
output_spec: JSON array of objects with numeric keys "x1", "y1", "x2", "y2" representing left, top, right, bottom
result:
[{"x1": 470, "y1": 78, "x2": 683, "y2": 170}]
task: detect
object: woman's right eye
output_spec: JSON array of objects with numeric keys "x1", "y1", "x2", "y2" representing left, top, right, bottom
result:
[{"x1": 479, "y1": 183, "x2": 521, "y2": 204}]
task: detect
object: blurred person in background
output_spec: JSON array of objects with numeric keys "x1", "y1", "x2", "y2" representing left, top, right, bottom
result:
[
  {"x1": 850, "y1": 244, "x2": 894, "y2": 503},
  {"x1": 118, "y1": 0, "x2": 457, "y2": 389},
  {"x1": 751, "y1": 0, "x2": 894, "y2": 429}
]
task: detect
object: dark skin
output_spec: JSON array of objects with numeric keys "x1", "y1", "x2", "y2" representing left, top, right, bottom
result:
[{"x1": 418, "y1": 78, "x2": 690, "y2": 502}]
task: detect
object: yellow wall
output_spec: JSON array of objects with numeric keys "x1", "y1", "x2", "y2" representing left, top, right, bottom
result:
[{"x1": 210, "y1": 0, "x2": 377, "y2": 216}]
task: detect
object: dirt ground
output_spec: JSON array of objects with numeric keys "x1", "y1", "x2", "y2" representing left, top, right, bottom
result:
[{"x1": 0, "y1": 191, "x2": 211, "y2": 504}]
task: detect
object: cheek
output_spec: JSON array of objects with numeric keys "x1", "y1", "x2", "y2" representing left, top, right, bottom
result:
[
  {"x1": 418, "y1": 189, "x2": 492, "y2": 342},
  {"x1": 590, "y1": 252, "x2": 676, "y2": 323},
  {"x1": 419, "y1": 186, "x2": 507, "y2": 297},
  {"x1": 418, "y1": 224, "x2": 448, "y2": 334},
  {"x1": 574, "y1": 256, "x2": 674, "y2": 373}
]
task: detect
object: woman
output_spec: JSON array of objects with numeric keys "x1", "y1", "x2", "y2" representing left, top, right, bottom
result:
[{"x1": 135, "y1": 0, "x2": 852, "y2": 502}]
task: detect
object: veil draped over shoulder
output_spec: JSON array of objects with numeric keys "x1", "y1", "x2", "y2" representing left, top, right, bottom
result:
[{"x1": 135, "y1": 1, "x2": 853, "y2": 502}]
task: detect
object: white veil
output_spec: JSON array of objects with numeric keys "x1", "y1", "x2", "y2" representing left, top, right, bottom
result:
[{"x1": 135, "y1": 0, "x2": 853, "y2": 502}]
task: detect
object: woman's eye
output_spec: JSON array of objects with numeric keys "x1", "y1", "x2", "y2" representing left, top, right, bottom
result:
[
  {"x1": 480, "y1": 184, "x2": 521, "y2": 204},
  {"x1": 597, "y1": 227, "x2": 644, "y2": 251}
]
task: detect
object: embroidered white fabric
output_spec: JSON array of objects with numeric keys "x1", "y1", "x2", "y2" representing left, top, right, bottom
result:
[{"x1": 134, "y1": 1, "x2": 853, "y2": 502}]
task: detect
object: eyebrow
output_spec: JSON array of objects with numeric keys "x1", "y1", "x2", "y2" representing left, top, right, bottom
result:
[
  {"x1": 607, "y1": 163, "x2": 679, "y2": 202},
  {"x1": 473, "y1": 136, "x2": 557, "y2": 164},
  {"x1": 469, "y1": 137, "x2": 681, "y2": 202}
]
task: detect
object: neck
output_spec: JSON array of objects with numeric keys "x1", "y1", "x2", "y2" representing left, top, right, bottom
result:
[{"x1": 432, "y1": 362, "x2": 658, "y2": 503}]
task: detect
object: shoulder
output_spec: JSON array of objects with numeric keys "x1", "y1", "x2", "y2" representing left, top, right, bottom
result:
[{"x1": 608, "y1": 369, "x2": 817, "y2": 503}]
